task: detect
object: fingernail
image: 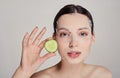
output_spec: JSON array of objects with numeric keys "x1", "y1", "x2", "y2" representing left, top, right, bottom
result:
[
  {"x1": 35, "y1": 25, "x2": 38, "y2": 28},
  {"x1": 43, "y1": 27, "x2": 47, "y2": 30},
  {"x1": 25, "y1": 32, "x2": 29, "y2": 36},
  {"x1": 36, "y1": 26, "x2": 38, "y2": 28},
  {"x1": 26, "y1": 32, "x2": 28, "y2": 34}
]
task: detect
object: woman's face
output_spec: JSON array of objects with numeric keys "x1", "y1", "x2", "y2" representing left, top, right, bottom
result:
[{"x1": 55, "y1": 13, "x2": 95, "y2": 64}]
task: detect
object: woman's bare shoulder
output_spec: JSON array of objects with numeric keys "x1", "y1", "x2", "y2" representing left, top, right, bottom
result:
[
  {"x1": 31, "y1": 66, "x2": 56, "y2": 78},
  {"x1": 88, "y1": 64, "x2": 112, "y2": 78}
]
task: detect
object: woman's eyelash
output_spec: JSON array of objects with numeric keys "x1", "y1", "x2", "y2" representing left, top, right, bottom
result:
[
  {"x1": 60, "y1": 32, "x2": 68, "y2": 36},
  {"x1": 79, "y1": 32, "x2": 88, "y2": 36},
  {"x1": 58, "y1": 31, "x2": 89, "y2": 37}
]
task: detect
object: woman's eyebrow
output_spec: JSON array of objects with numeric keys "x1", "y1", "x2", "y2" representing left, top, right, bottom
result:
[
  {"x1": 78, "y1": 27, "x2": 90, "y2": 30},
  {"x1": 57, "y1": 27, "x2": 69, "y2": 31},
  {"x1": 57, "y1": 27, "x2": 90, "y2": 31}
]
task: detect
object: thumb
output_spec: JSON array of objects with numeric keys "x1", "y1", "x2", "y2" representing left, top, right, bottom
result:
[{"x1": 39, "y1": 53, "x2": 56, "y2": 65}]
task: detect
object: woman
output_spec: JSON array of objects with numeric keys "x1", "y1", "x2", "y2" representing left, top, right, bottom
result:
[{"x1": 12, "y1": 4, "x2": 112, "y2": 78}]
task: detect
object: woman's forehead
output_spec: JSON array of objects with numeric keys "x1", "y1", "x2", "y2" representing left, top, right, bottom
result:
[
  {"x1": 57, "y1": 26, "x2": 91, "y2": 33},
  {"x1": 57, "y1": 13, "x2": 91, "y2": 29}
]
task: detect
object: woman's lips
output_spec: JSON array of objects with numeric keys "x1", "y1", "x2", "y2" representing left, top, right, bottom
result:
[{"x1": 67, "y1": 52, "x2": 81, "y2": 58}]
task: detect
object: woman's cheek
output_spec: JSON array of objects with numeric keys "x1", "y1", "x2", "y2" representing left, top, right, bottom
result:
[
  {"x1": 81, "y1": 41, "x2": 92, "y2": 60},
  {"x1": 57, "y1": 40, "x2": 68, "y2": 57}
]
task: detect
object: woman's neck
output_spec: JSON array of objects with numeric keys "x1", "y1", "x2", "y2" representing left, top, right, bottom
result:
[{"x1": 56, "y1": 61, "x2": 86, "y2": 77}]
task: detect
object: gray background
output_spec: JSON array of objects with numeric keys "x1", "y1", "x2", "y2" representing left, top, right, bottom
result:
[{"x1": 0, "y1": 0, "x2": 120, "y2": 78}]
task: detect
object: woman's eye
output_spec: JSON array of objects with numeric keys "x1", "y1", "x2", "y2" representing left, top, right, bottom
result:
[
  {"x1": 80, "y1": 32, "x2": 88, "y2": 37},
  {"x1": 60, "y1": 32, "x2": 68, "y2": 37}
]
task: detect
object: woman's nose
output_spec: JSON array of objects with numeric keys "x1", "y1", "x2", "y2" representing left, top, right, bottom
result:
[{"x1": 69, "y1": 36, "x2": 78, "y2": 48}]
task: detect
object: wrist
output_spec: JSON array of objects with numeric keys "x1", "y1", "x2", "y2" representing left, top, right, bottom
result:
[{"x1": 12, "y1": 66, "x2": 32, "y2": 78}]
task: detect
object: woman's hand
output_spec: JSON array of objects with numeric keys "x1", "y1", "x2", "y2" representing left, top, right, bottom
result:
[{"x1": 12, "y1": 27, "x2": 56, "y2": 78}]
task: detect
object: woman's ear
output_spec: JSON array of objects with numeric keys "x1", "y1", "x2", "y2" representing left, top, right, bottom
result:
[
  {"x1": 92, "y1": 34, "x2": 95, "y2": 44},
  {"x1": 52, "y1": 34, "x2": 56, "y2": 40}
]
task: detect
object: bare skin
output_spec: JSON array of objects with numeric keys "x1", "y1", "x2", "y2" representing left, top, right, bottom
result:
[
  {"x1": 12, "y1": 13, "x2": 112, "y2": 78},
  {"x1": 31, "y1": 62, "x2": 112, "y2": 78},
  {"x1": 12, "y1": 27, "x2": 56, "y2": 78}
]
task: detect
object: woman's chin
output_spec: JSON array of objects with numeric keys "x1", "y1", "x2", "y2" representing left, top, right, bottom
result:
[
  {"x1": 68, "y1": 60, "x2": 83, "y2": 64},
  {"x1": 62, "y1": 58, "x2": 84, "y2": 65}
]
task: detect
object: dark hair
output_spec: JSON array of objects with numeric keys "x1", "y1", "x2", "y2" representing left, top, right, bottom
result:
[{"x1": 53, "y1": 4, "x2": 94, "y2": 35}]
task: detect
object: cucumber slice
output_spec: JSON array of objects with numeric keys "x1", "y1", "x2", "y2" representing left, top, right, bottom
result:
[{"x1": 45, "y1": 39, "x2": 58, "y2": 53}]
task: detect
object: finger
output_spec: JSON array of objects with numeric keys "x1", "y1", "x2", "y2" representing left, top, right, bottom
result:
[
  {"x1": 33, "y1": 27, "x2": 46, "y2": 45},
  {"x1": 40, "y1": 53, "x2": 56, "y2": 64},
  {"x1": 28, "y1": 27, "x2": 38, "y2": 44},
  {"x1": 22, "y1": 32, "x2": 29, "y2": 47}
]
